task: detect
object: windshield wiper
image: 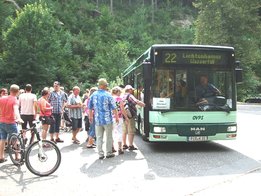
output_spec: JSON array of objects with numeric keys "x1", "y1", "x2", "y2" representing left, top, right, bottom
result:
[{"x1": 199, "y1": 104, "x2": 230, "y2": 113}]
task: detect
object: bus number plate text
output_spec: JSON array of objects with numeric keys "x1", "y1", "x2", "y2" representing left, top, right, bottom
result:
[{"x1": 188, "y1": 136, "x2": 208, "y2": 142}]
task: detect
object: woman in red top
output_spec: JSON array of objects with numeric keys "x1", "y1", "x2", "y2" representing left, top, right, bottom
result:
[{"x1": 38, "y1": 89, "x2": 53, "y2": 140}]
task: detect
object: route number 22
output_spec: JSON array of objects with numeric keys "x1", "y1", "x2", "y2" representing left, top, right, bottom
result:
[{"x1": 164, "y1": 52, "x2": 177, "y2": 63}]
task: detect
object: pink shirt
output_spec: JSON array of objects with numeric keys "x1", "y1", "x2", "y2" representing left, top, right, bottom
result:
[
  {"x1": 0, "y1": 95, "x2": 18, "y2": 124},
  {"x1": 38, "y1": 97, "x2": 52, "y2": 117}
]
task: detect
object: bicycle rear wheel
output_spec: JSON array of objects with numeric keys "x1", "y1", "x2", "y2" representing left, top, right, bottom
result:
[
  {"x1": 8, "y1": 134, "x2": 24, "y2": 166},
  {"x1": 25, "y1": 140, "x2": 61, "y2": 177}
]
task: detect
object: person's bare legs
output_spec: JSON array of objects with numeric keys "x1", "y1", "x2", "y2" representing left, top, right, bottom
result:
[
  {"x1": 55, "y1": 132, "x2": 59, "y2": 140},
  {"x1": 122, "y1": 121, "x2": 128, "y2": 148},
  {"x1": 50, "y1": 133, "x2": 54, "y2": 141},
  {"x1": 122, "y1": 132, "x2": 127, "y2": 146},
  {"x1": 72, "y1": 128, "x2": 80, "y2": 141},
  {"x1": 128, "y1": 134, "x2": 134, "y2": 146},
  {"x1": 41, "y1": 124, "x2": 49, "y2": 140},
  {"x1": 0, "y1": 140, "x2": 5, "y2": 160}
]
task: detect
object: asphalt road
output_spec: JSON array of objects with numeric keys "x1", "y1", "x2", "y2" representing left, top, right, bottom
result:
[{"x1": 1, "y1": 104, "x2": 261, "y2": 196}]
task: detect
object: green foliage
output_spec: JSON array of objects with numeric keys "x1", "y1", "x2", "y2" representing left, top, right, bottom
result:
[
  {"x1": 2, "y1": 2, "x2": 73, "y2": 91},
  {"x1": 0, "y1": 1, "x2": 16, "y2": 53},
  {"x1": 1, "y1": 0, "x2": 261, "y2": 100},
  {"x1": 194, "y1": 0, "x2": 261, "y2": 100}
]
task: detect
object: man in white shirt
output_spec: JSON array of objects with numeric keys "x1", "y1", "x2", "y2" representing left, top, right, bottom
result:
[{"x1": 19, "y1": 84, "x2": 38, "y2": 140}]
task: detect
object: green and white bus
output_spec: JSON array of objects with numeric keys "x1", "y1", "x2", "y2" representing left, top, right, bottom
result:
[{"x1": 123, "y1": 44, "x2": 242, "y2": 142}]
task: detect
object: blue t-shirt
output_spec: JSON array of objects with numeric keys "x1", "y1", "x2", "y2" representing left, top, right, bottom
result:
[{"x1": 88, "y1": 89, "x2": 116, "y2": 126}]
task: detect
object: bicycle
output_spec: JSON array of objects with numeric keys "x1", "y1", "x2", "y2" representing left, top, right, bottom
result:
[{"x1": 7, "y1": 120, "x2": 61, "y2": 177}]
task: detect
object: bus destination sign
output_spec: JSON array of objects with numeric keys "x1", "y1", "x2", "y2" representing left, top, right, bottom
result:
[{"x1": 161, "y1": 50, "x2": 230, "y2": 66}]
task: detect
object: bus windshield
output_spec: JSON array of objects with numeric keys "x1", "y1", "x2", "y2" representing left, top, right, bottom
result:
[{"x1": 151, "y1": 67, "x2": 234, "y2": 111}]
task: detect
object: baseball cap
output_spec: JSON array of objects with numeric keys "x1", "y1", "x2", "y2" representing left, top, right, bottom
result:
[
  {"x1": 97, "y1": 78, "x2": 108, "y2": 86},
  {"x1": 125, "y1": 85, "x2": 134, "y2": 90}
]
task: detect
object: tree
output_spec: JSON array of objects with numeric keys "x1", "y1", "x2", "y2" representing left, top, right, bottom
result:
[
  {"x1": 194, "y1": 0, "x2": 261, "y2": 100},
  {"x1": 2, "y1": 2, "x2": 73, "y2": 90}
]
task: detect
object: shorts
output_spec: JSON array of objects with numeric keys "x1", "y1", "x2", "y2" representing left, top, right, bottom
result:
[
  {"x1": 123, "y1": 118, "x2": 135, "y2": 135},
  {"x1": 21, "y1": 115, "x2": 34, "y2": 129},
  {"x1": 0, "y1": 123, "x2": 18, "y2": 140},
  {"x1": 71, "y1": 118, "x2": 82, "y2": 131},
  {"x1": 39, "y1": 116, "x2": 54, "y2": 125}
]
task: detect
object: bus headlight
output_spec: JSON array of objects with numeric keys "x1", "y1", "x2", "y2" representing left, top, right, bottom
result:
[
  {"x1": 227, "y1": 126, "x2": 237, "y2": 132},
  {"x1": 154, "y1": 127, "x2": 166, "y2": 133}
]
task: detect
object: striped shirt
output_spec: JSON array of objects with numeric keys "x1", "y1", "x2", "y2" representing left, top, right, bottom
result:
[{"x1": 67, "y1": 94, "x2": 83, "y2": 119}]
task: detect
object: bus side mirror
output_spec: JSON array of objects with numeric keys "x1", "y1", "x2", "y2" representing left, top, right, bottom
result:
[{"x1": 235, "y1": 61, "x2": 243, "y2": 84}]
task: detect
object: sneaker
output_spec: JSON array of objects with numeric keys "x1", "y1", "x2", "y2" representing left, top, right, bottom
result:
[
  {"x1": 123, "y1": 144, "x2": 128, "y2": 150},
  {"x1": 106, "y1": 154, "x2": 115, "y2": 158},
  {"x1": 99, "y1": 155, "x2": 105, "y2": 160},
  {"x1": 55, "y1": 138, "x2": 64, "y2": 143},
  {"x1": 128, "y1": 145, "x2": 138, "y2": 150}
]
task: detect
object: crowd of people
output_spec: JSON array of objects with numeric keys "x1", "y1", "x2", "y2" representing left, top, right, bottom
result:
[{"x1": 0, "y1": 78, "x2": 145, "y2": 162}]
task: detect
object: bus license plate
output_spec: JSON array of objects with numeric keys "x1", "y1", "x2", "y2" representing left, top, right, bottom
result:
[{"x1": 188, "y1": 136, "x2": 208, "y2": 142}]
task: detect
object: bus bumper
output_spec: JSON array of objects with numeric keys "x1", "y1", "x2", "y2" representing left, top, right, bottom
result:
[{"x1": 149, "y1": 133, "x2": 237, "y2": 142}]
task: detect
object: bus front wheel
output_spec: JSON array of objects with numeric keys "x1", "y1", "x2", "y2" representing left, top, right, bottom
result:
[{"x1": 139, "y1": 117, "x2": 149, "y2": 142}]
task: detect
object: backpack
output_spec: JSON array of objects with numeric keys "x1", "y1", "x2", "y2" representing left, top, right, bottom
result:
[{"x1": 124, "y1": 94, "x2": 137, "y2": 119}]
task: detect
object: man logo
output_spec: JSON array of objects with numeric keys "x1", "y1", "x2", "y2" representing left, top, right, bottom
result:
[
  {"x1": 190, "y1": 127, "x2": 206, "y2": 131},
  {"x1": 191, "y1": 127, "x2": 206, "y2": 135}
]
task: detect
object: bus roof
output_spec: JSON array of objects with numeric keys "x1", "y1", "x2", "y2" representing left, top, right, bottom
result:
[
  {"x1": 123, "y1": 44, "x2": 234, "y2": 76},
  {"x1": 150, "y1": 44, "x2": 234, "y2": 51}
]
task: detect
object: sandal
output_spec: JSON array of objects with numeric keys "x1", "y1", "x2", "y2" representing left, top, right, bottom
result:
[
  {"x1": 128, "y1": 145, "x2": 138, "y2": 150},
  {"x1": 73, "y1": 140, "x2": 80, "y2": 144},
  {"x1": 118, "y1": 149, "x2": 124, "y2": 155},
  {"x1": 0, "y1": 158, "x2": 7, "y2": 163},
  {"x1": 86, "y1": 144, "x2": 95, "y2": 148},
  {"x1": 123, "y1": 144, "x2": 128, "y2": 150},
  {"x1": 112, "y1": 147, "x2": 117, "y2": 153},
  {"x1": 55, "y1": 138, "x2": 64, "y2": 143}
]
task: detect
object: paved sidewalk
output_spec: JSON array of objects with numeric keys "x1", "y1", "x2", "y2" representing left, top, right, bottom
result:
[{"x1": 192, "y1": 167, "x2": 261, "y2": 196}]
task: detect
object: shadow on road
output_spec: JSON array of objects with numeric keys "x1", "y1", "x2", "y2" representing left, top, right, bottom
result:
[
  {"x1": 80, "y1": 151, "x2": 143, "y2": 178},
  {"x1": 134, "y1": 136, "x2": 261, "y2": 178},
  {"x1": 0, "y1": 163, "x2": 57, "y2": 192}
]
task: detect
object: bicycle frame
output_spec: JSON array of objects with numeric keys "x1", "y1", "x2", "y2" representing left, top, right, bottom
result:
[
  {"x1": 9, "y1": 121, "x2": 43, "y2": 165},
  {"x1": 8, "y1": 120, "x2": 61, "y2": 176}
]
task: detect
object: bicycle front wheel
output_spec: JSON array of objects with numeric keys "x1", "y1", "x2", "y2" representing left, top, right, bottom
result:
[
  {"x1": 8, "y1": 133, "x2": 24, "y2": 166},
  {"x1": 25, "y1": 140, "x2": 61, "y2": 177}
]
